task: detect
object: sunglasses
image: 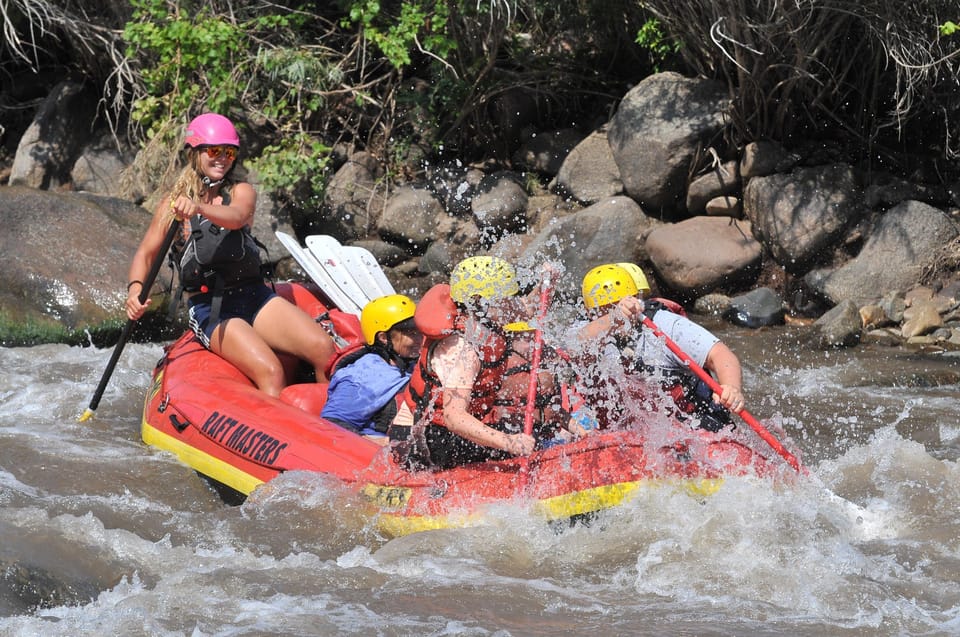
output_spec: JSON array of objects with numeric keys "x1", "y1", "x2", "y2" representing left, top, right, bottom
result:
[{"x1": 203, "y1": 145, "x2": 238, "y2": 161}]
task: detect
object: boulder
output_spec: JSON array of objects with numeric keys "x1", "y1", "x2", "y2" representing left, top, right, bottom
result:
[
  {"x1": 724, "y1": 287, "x2": 785, "y2": 328},
  {"x1": 743, "y1": 163, "x2": 863, "y2": 272},
  {"x1": 645, "y1": 217, "x2": 762, "y2": 297},
  {"x1": 316, "y1": 151, "x2": 386, "y2": 240},
  {"x1": 552, "y1": 128, "x2": 623, "y2": 204},
  {"x1": 810, "y1": 299, "x2": 862, "y2": 349},
  {"x1": 519, "y1": 196, "x2": 653, "y2": 301},
  {"x1": 9, "y1": 81, "x2": 97, "y2": 189},
  {"x1": 805, "y1": 200, "x2": 959, "y2": 306},
  {"x1": 0, "y1": 186, "x2": 151, "y2": 330},
  {"x1": 471, "y1": 171, "x2": 529, "y2": 243},
  {"x1": 739, "y1": 140, "x2": 798, "y2": 179},
  {"x1": 427, "y1": 161, "x2": 483, "y2": 217},
  {"x1": 512, "y1": 128, "x2": 584, "y2": 175},
  {"x1": 686, "y1": 160, "x2": 739, "y2": 215},
  {"x1": 71, "y1": 140, "x2": 130, "y2": 197},
  {"x1": 704, "y1": 195, "x2": 742, "y2": 218},
  {"x1": 377, "y1": 185, "x2": 445, "y2": 254},
  {"x1": 608, "y1": 72, "x2": 729, "y2": 216}
]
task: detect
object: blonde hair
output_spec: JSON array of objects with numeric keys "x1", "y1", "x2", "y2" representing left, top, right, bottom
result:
[{"x1": 163, "y1": 149, "x2": 234, "y2": 227}]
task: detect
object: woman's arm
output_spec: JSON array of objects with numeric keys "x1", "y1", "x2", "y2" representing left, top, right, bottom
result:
[
  {"x1": 125, "y1": 200, "x2": 178, "y2": 320},
  {"x1": 170, "y1": 181, "x2": 257, "y2": 230},
  {"x1": 442, "y1": 387, "x2": 535, "y2": 456},
  {"x1": 703, "y1": 341, "x2": 745, "y2": 412}
]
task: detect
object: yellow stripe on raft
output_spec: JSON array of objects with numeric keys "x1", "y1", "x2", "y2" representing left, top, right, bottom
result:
[
  {"x1": 370, "y1": 477, "x2": 726, "y2": 538},
  {"x1": 142, "y1": 420, "x2": 265, "y2": 496}
]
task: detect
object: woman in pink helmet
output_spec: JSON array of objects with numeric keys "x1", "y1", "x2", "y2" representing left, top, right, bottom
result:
[{"x1": 125, "y1": 112, "x2": 336, "y2": 396}]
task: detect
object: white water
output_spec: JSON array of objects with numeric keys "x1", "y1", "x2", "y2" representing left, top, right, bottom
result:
[{"x1": 1, "y1": 323, "x2": 958, "y2": 636}]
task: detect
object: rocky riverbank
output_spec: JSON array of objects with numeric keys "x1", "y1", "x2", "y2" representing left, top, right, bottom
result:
[{"x1": 2, "y1": 72, "x2": 959, "y2": 350}]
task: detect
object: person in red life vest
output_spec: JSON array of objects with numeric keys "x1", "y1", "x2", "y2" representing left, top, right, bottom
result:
[
  {"x1": 492, "y1": 321, "x2": 594, "y2": 445},
  {"x1": 126, "y1": 113, "x2": 336, "y2": 397},
  {"x1": 574, "y1": 263, "x2": 745, "y2": 432},
  {"x1": 321, "y1": 294, "x2": 423, "y2": 443},
  {"x1": 388, "y1": 256, "x2": 538, "y2": 471}
]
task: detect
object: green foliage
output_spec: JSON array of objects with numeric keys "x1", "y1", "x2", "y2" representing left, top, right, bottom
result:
[
  {"x1": 339, "y1": 0, "x2": 456, "y2": 69},
  {"x1": 123, "y1": 0, "x2": 331, "y2": 207},
  {"x1": 248, "y1": 134, "x2": 331, "y2": 206},
  {"x1": 635, "y1": 18, "x2": 679, "y2": 71},
  {"x1": 942, "y1": 21, "x2": 959, "y2": 36},
  {"x1": 123, "y1": 0, "x2": 244, "y2": 137}
]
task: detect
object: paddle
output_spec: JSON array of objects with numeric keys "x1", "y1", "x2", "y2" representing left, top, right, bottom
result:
[
  {"x1": 638, "y1": 313, "x2": 803, "y2": 472},
  {"x1": 522, "y1": 273, "x2": 555, "y2": 437},
  {"x1": 78, "y1": 220, "x2": 181, "y2": 422}
]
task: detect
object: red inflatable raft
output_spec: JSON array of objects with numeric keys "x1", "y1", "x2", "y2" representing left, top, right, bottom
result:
[{"x1": 141, "y1": 283, "x2": 784, "y2": 537}]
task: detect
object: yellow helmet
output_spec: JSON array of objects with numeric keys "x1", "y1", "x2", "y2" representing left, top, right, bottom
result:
[
  {"x1": 615, "y1": 262, "x2": 651, "y2": 294},
  {"x1": 360, "y1": 294, "x2": 417, "y2": 345},
  {"x1": 582, "y1": 264, "x2": 639, "y2": 309},
  {"x1": 449, "y1": 256, "x2": 519, "y2": 304}
]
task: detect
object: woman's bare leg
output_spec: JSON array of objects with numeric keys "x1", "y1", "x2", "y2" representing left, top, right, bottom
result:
[
  {"x1": 252, "y1": 297, "x2": 337, "y2": 380},
  {"x1": 209, "y1": 318, "x2": 287, "y2": 396}
]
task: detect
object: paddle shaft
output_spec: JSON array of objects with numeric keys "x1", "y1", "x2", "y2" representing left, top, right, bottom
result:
[
  {"x1": 80, "y1": 220, "x2": 181, "y2": 420},
  {"x1": 522, "y1": 280, "x2": 554, "y2": 437},
  {"x1": 639, "y1": 314, "x2": 802, "y2": 472}
]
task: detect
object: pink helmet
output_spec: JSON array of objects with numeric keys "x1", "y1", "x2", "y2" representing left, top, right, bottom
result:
[{"x1": 184, "y1": 113, "x2": 240, "y2": 148}]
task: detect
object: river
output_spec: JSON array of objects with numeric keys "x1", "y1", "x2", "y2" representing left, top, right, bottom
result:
[{"x1": 1, "y1": 317, "x2": 958, "y2": 636}]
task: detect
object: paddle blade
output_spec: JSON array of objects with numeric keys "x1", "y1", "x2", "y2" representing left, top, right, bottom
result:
[{"x1": 77, "y1": 408, "x2": 95, "y2": 423}]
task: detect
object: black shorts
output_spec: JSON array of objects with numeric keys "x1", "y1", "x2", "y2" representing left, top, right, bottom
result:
[{"x1": 188, "y1": 282, "x2": 276, "y2": 348}]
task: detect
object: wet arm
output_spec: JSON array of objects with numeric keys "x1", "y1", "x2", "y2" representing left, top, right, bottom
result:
[
  {"x1": 126, "y1": 203, "x2": 178, "y2": 320},
  {"x1": 703, "y1": 341, "x2": 745, "y2": 411},
  {"x1": 443, "y1": 387, "x2": 534, "y2": 456}
]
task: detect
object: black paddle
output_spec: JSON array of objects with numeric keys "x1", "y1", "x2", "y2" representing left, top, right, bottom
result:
[{"x1": 79, "y1": 220, "x2": 181, "y2": 422}]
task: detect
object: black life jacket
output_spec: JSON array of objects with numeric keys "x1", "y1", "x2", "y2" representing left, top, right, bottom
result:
[{"x1": 167, "y1": 186, "x2": 269, "y2": 324}]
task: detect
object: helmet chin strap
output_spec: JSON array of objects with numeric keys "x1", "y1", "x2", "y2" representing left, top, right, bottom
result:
[{"x1": 201, "y1": 175, "x2": 224, "y2": 189}]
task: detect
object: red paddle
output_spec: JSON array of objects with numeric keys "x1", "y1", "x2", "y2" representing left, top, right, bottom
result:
[
  {"x1": 639, "y1": 314, "x2": 803, "y2": 472},
  {"x1": 523, "y1": 274, "x2": 554, "y2": 436}
]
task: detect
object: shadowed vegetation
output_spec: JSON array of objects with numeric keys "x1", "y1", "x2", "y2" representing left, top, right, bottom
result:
[{"x1": 2, "y1": 0, "x2": 958, "y2": 204}]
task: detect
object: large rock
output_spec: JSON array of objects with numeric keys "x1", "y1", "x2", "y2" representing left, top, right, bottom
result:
[
  {"x1": 519, "y1": 196, "x2": 654, "y2": 300},
  {"x1": 70, "y1": 138, "x2": 131, "y2": 197},
  {"x1": 552, "y1": 128, "x2": 623, "y2": 204},
  {"x1": 645, "y1": 217, "x2": 762, "y2": 297},
  {"x1": 512, "y1": 128, "x2": 584, "y2": 175},
  {"x1": 809, "y1": 299, "x2": 861, "y2": 349},
  {"x1": 9, "y1": 81, "x2": 97, "y2": 189},
  {"x1": 805, "y1": 200, "x2": 960, "y2": 306},
  {"x1": 377, "y1": 185, "x2": 445, "y2": 254},
  {"x1": 608, "y1": 72, "x2": 729, "y2": 216},
  {"x1": 724, "y1": 287, "x2": 785, "y2": 328},
  {"x1": 471, "y1": 171, "x2": 529, "y2": 243},
  {"x1": 739, "y1": 140, "x2": 798, "y2": 179},
  {"x1": 0, "y1": 186, "x2": 151, "y2": 330},
  {"x1": 315, "y1": 151, "x2": 386, "y2": 240},
  {"x1": 686, "y1": 160, "x2": 740, "y2": 215},
  {"x1": 743, "y1": 163, "x2": 863, "y2": 272}
]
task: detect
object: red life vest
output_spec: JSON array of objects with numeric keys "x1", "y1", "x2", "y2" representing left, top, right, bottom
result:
[{"x1": 400, "y1": 284, "x2": 510, "y2": 427}]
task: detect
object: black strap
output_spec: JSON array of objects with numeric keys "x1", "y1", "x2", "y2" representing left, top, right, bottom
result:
[{"x1": 208, "y1": 275, "x2": 226, "y2": 328}]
